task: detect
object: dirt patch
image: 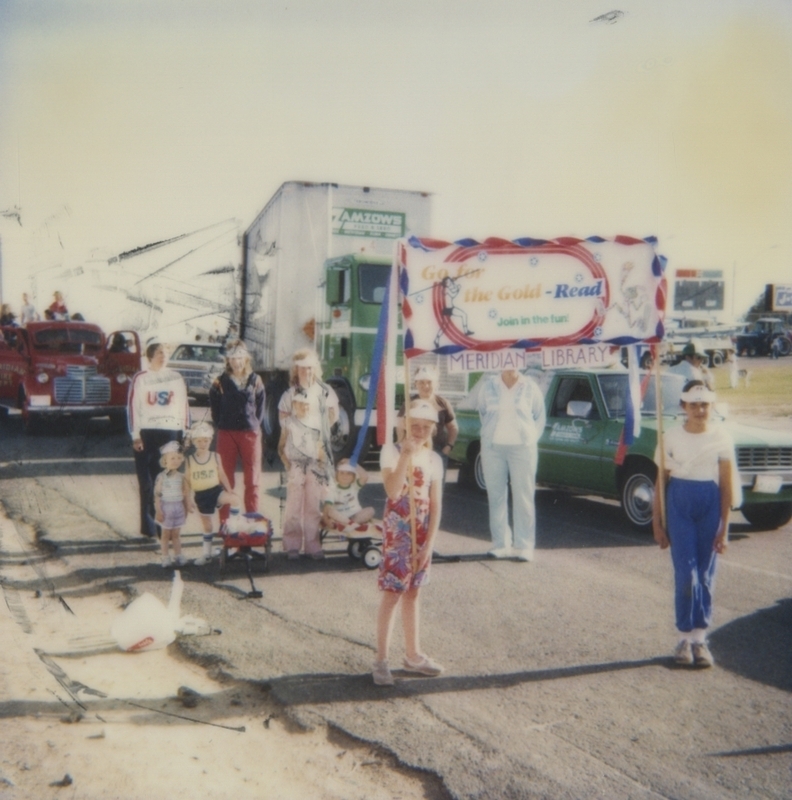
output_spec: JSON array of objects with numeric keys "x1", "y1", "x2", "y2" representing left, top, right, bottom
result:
[{"x1": 0, "y1": 512, "x2": 446, "y2": 800}]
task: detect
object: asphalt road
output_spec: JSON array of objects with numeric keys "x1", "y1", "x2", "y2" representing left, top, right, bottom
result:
[{"x1": 1, "y1": 412, "x2": 790, "y2": 799}]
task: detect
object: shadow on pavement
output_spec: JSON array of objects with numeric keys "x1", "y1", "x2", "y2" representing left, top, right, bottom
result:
[
  {"x1": 267, "y1": 656, "x2": 671, "y2": 706},
  {"x1": 709, "y1": 598, "x2": 792, "y2": 693}
]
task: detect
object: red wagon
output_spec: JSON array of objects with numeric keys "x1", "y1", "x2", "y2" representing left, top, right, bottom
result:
[{"x1": 217, "y1": 512, "x2": 273, "y2": 598}]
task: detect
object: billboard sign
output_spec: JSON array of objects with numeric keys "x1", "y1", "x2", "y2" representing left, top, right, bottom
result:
[{"x1": 673, "y1": 268, "x2": 724, "y2": 312}]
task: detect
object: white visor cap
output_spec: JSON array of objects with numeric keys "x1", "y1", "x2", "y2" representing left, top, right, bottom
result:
[
  {"x1": 680, "y1": 385, "x2": 716, "y2": 403},
  {"x1": 408, "y1": 400, "x2": 439, "y2": 423}
]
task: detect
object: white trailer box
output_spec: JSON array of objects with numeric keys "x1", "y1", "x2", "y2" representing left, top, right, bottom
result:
[{"x1": 240, "y1": 182, "x2": 431, "y2": 372}]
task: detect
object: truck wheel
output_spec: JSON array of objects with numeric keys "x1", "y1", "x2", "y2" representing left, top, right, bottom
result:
[
  {"x1": 458, "y1": 442, "x2": 486, "y2": 492},
  {"x1": 109, "y1": 411, "x2": 128, "y2": 434},
  {"x1": 264, "y1": 375, "x2": 289, "y2": 453},
  {"x1": 777, "y1": 337, "x2": 792, "y2": 357},
  {"x1": 620, "y1": 462, "x2": 657, "y2": 530},
  {"x1": 740, "y1": 502, "x2": 792, "y2": 530},
  {"x1": 710, "y1": 351, "x2": 724, "y2": 367},
  {"x1": 328, "y1": 383, "x2": 357, "y2": 461}
]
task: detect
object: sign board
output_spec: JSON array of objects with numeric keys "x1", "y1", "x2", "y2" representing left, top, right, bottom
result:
[
  {"x1": 398, "y1": 236, "x2": 665, "y2": 358},
  {"x1": 673, "y1": 268, "x2": 724, "y2": 312},
  {"x1": 541, "y1": 344, "x2": 621, "y2": 369},
  {"x1": 332, "y1": 207, "x2": 405, "y2": 239},
  {"x1": 768, "y1": 284, "x2": 792, "y2": 312}
]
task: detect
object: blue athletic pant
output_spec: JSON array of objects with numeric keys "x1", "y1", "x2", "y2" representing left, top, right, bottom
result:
[{"x1": 666, "y1": 478, "x2": 721, "y2": 633}]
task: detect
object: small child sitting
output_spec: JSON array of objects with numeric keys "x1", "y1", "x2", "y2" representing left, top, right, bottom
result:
[
  {"x1": 185, "y1": 421, "x2": 240, "y2": 565},
  {"x1": 322, "y1": 459, "x2": 375, "y2": 530},
  {"x1": 154, "y1": 441, "x2": 191, "y2": 568}
]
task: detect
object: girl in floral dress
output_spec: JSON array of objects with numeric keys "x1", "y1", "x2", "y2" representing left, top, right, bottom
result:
[{"x1": 373, "y1": 400, "x2": 444, "y2": 686}]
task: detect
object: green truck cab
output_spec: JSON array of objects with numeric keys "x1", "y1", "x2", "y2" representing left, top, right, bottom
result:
[{"x1": 451, "y1": 368, "x2": 792, "y2": 531}]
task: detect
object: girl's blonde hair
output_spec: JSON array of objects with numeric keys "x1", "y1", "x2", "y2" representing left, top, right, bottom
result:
[
  {"x1": 224, "y1": 339, "x2": 253, "y2": 377},
  {"x1": 406, "y1": 400, "x2": 436, "y2": 449},
  {"x1": 289, "y1": 348, "x2": 322, "y2": 386}
]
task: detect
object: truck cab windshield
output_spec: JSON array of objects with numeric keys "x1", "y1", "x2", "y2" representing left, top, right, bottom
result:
[
  {"x1": 359, "y1": 264, "x2": 390, "y2": 304},
  {"x1": 33, "y1": 328, "x2": 102, "y2": 353}
]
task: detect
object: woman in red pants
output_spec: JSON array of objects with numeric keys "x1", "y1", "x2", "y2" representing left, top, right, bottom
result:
[{"x1": 209, "y1": 341, "x2": 267, "y2": 523}]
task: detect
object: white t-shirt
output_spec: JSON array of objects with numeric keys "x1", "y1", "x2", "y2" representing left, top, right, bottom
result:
[
  {"x1": 656, "y1": 424, "x2": 734, "y2": 483},
  {"x1": 380, "y1": 443, "x2": 443, "y2": 502},
  {"x1": 327, "y1": 480, "x2": 363, "y2": 517}
]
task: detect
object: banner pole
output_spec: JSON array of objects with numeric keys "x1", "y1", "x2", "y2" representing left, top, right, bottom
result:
[
  {"x1": 404, "y1": 355, "x2": 418, "y2": 572},
  {"x1": 654, "y1": 345, "x2": 666, "y2": 530}
]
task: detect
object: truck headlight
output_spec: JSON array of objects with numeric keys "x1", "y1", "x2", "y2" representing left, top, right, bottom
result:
[
  {"x1": 35, "y1": 372, "x2": 49, "y2": 384},
  {"x1": 115, "y1": 374, "x2": 128, "y2": 384},
  {"x1": 359, "y1": 374, "x2": 371, "y2": 392}
]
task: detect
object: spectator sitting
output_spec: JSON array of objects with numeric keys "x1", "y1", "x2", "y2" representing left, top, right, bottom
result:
[
  {"x1": 109, "y1": 333, "x2": 130, "y2": 353},
  {"x1": 48, "y1": 291, "x2": 69, "y2": 320},
  {"x1": 0, "y1": 304, "x2": 17, "y2": 327},
  {"x1": 322, "y1": 459, "x2": 376, "y2": 531}
]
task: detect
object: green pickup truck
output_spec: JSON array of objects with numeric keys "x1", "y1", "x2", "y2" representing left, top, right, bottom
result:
[{"x1": 450, "y1": 368, "x2": 792, "y2": 531}]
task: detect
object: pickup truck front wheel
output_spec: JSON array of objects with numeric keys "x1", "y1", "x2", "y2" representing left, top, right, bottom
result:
[
  {"x1": 621, "y1": 463, "x2": 657, "y2": 530},
  {"x1": 740, "y1": 502, "x2": 792, "y2": 530}
]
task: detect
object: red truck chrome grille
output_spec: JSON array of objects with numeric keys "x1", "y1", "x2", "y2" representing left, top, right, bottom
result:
[{"x1": 54, "y1": 365, "x2": 111, "y2": 404}]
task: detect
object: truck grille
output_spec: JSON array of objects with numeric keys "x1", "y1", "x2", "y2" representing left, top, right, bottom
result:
[
  {"x1": 736, "y1": 446, "x2": 792, "y2": 471},
  {"x1": 174, "y1": 368, "x2": 209, "y2": 390},
  {"x1": 53, "y1": 365, "x2": 111, "y2": 405}
]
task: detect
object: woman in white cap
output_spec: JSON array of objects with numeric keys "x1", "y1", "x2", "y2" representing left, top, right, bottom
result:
[
  {"x1": 652, "y1": 380, "x2": 734, "y2": 668},
  {"x1": 477, "y1": 368, "x2": 546, "y2": 562},
  {"x1": 373, "y1": 398, "x2": 444, "y2": 686},
  {"x1": 278, "y1": 348, "x2": 339, "y2": 558},
  {"x1": 209, "y1": 340, "x2": 267, "y2": 524},
  {"x1": 398, "y1": 365, "x2": 458, "y2": 482}
]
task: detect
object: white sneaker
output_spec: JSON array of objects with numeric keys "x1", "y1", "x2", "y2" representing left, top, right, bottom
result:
[
  {"x1": 674, "y1": 640, "x2": 693, "y2": 665},
  {"x1": 487, "y1": 547, "x2": 511, "y2": 559},
  {"x1": 194, "y1": 554, "x2": 209, "y2": 566},
  {"x1": 513, "y1": 548, "x2": 533, "y2": 562},
  {"x1": 161, "y1": 556, "x2": 172, "y2": 568},
  {"x1": 403, "y1": 654, "x2": 444, "y2": 677},
  {"x1": 372, "y1": 660, "x2": 394, "y2": 686},
  {"x1": 691, "y1": 642, "x2": 714, "y2": 668},
  {"x1": 174, "y1": 554, "x2": 188, "y2": 567}
]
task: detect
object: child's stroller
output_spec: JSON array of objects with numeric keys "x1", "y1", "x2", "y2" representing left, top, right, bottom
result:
[
  {"x1": 217, "y1": 512, "x2": 273, "y2": 598},
  {"x1": 321, "y1": 520, "x2": 383, "y2": 569}
]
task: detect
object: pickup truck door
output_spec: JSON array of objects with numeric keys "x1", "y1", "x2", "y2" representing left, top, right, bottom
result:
[
  {"x1": 0, "y1": 327, "x2": 28, "y2": 407},
  {"x1": 538, "y1": 375, "x2": 612, "y2": 494}
]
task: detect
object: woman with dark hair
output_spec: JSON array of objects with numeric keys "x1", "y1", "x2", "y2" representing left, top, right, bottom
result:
[
  {"x1": 127, "y1": 342, "x2": 191, "y2": 538},
  {"x1": 209, "y1": 340, "x2": 267, "y2": 523},
  {"x1": 652, "y1": 379, "x2": 736, "y2": 668}
]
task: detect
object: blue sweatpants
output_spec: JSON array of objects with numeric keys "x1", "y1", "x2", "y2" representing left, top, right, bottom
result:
[{"x1": 666, "y1": 478, "x2": 721, "y2": 633}]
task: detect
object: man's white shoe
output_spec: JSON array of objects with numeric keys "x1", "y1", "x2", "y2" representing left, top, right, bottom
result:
[
  {"x1": 487, "y1": 547, "x2": 512, "y2": 559},
  {"x1": 513, "y1": 549, "x2": 533, "y2": 562}
]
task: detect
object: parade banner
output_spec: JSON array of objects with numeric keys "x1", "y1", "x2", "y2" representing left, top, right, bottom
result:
[{"x1": 398, "y1": 235, "x2": 666, "y2": 358}]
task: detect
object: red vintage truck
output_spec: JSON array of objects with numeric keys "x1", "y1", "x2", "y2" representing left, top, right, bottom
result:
[{"x1": 0, "y1": 321, "x2": 141, "y2": 432}]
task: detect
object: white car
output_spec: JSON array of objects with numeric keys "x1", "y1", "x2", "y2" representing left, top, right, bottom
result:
[{"x1": 167, "y1": 343, "x2": 225, "y2": 403}]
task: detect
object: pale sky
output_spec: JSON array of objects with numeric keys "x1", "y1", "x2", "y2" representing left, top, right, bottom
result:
[{"x1": 1, "y1": 0, "x2": 790, "y2": 318}]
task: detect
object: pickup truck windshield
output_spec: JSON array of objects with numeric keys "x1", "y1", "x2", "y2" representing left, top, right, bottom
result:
[
  {"x1": 170, "y1": 345, "x2": 223, "y2": 363},
  {"x1": 32, "y1": 327, "x2": 102, "y2": 353},
  {"x1": 598, "y1": 373, "x2": 686, "y2": 418},
  {"x1": 359, "y1": 264, "x2": 390, "y2": 304}
]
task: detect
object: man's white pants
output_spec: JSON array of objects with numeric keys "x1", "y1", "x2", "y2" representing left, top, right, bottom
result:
[{"x1": 481, "y1": 442, "x2": 538, "y2": 553}]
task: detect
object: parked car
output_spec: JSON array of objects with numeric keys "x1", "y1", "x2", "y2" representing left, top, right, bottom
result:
[
  {"x1": 167, "y1": 342, "x2": 225, "y2": 403},
  {"x1": 0, "y1": 321, "x2": 140, "y2": 432},
  {"x1": 451, "y1": 368, "x2": 792, "y2": 531},
  {"x1": 735, "y1": 318, "x2": 792, "y2": 357}
]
